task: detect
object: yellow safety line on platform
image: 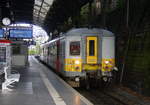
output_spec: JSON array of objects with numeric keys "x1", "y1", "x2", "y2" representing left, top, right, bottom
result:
[
  {"x1": 33, "y1": 57, "x2": 66, "y2": 105},
  {"x1": 33, "y1": 56, "x2": 94, "y2": 105},
  {"x1": 56, "y1": 74, "x2": 94, "y2": 105}
]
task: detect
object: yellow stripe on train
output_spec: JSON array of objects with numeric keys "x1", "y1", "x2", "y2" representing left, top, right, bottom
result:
[
  {"x1": 65, "y1": 58, "x2": 82, "y2": 72},
  {"x1": 83, "y1": 64, "x2": 101, "y2": 71},
  {"x1": 102, "y1": 58, "x2": 115, "y2": 72}
]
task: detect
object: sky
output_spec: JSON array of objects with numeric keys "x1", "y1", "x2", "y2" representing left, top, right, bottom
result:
[{"x1": 32, "y1": 25, "x2": 49, "y2": 44}]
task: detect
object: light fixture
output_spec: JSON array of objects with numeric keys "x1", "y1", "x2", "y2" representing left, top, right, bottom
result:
[
  {"x1": 75, "y1": 60, "x2": 80, "y2": 64},
  {"x1": 105, "y1": 61, "x2": 109, "y2": 64}
]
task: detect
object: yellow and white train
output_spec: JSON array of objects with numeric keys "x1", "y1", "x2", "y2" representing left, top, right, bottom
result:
[{"x1": 40, "y1": 28, "x2": 117, "y2": 87}]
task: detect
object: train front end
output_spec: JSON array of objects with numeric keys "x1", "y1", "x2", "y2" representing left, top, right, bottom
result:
[
  {"x1": 64, "y1": 28, "x2": 116, "y2": 87},
  {"x1": 81, "y1": 29, "x2": 116, "y2": 83}
]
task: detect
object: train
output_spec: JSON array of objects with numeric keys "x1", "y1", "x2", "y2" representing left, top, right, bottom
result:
[{"x1": 39, "y1": 28, "x2": 117, "y2": 88}]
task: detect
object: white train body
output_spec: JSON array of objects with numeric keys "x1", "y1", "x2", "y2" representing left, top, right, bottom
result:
[{"x1": 40, "y1": 28, "x2": 115, "y2": 85}]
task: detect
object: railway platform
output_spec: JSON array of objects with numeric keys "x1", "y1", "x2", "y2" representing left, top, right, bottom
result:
[{"x1": 0, "y1": 56, "x2": 93, "y2": 105}]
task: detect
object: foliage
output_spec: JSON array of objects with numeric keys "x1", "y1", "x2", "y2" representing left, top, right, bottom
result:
[
  {"x1": 28, "y1": 50, "x2": 36, "y2": 55},
  {"x1": 80, "y1": 3, "x2": 89, "y2": 26},
  {"x1": 28, "y1": 44, "x2": 41, "y2": 55},
  {"x1": 116, "y1": 0, "x2": 124, "y2": 8}
]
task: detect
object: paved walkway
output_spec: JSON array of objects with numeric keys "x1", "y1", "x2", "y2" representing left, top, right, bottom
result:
[{"x1": 0, "y1": 56, "x2": 93, "y2": 105}]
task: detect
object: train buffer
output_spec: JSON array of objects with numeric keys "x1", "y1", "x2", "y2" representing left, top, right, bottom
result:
[{"x1": 0, "y1": 56, "x2": 93, "y2": 105}]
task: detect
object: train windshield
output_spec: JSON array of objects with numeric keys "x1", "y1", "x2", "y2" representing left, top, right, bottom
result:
[
  {"x1": 70, "y1": 41, "x2": 80, "y2": 55},
  {"x1": 89, "y1": 40, "x2": 95, "y2": 56}
]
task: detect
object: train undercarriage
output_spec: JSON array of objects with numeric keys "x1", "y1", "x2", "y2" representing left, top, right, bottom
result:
[{"x1": 66, "y1": 69, "x2": 118, "y2": 89}]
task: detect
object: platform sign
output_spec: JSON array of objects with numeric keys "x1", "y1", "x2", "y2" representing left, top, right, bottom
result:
[
  {"x1": 0, "y1": 29, "x2": 4, "y2": 38},
  {"x1": 9, "y1": 29, "x2": 33, "y2": 39}
]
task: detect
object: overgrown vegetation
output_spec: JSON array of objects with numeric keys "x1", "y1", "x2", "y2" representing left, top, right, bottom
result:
[
  {"x1": 116, "y1": 0, "x2": 124, "y2": 8},
  {"x1": 28, "y1": 49, "x2": 36, "y2": 55},
  {"x1": 28, "y1": 44, "x2": 40, "y2": 55}
]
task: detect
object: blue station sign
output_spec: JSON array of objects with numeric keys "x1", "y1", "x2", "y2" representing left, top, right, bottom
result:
[
  {"x1": 0, "y1": 29, "x2": 4, "y2": 38},
  {"x1": 9, "y1": 29, "x2": 33, "y2": 39}
]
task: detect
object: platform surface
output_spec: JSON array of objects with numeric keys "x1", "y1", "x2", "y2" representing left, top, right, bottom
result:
[{"x1": 0, "y1": 56, "x2": 93, "y2": 105}]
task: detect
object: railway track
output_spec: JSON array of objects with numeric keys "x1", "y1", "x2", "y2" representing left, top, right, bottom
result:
[
  {"x1": 37, "y1": 57, "x2": 149, "y2": 105},
  {"x1": 76, "y1": 88, "x2": 138, "y2": 105}
]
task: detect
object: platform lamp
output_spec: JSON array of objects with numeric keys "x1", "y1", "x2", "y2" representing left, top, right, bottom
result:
[
  {"x1": 2, "y1": 17, "x2": 11, "y2": 39},
  {"x1": 1, "y1": 17, "x2": 12, "y2": 75}
]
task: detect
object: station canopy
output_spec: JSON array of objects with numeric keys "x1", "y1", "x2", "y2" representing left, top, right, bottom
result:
[
  {"x1": 33, "y1": 0, "x2": 54, "y2": 26},
  {"x1": 0, "y1": 0, "x2": 89, "y2": 34},
  {"x1": 0, "y1": 0, "x2": 54, "y2": 26}
]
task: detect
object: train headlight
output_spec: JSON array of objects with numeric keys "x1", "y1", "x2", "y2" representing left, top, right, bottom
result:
[
  {"x1": 75, "y1": 60, "x2": 80, "y2": 64},
  {"x1": 105, "y1": 61, "x2": 109, "y2": 64},
  {"x1": 103, "y1": 77, "x2": 108, "y2": 82},
  {"x1": 75, "y1": 77, "x2": 80, "y2": 82}
]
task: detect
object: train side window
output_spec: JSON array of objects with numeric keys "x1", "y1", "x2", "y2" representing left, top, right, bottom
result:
[
  {"x1": 89, "y1": 40, "x2": 95, "y2": 56},
  {"x1": 48, "y1": 47, "x2": 50, "y2": 55},
  {"x1": 70, "y1": 41, "x2": 80, "y2": 55}
]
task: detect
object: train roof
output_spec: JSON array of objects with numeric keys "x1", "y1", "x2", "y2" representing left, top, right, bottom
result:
[
  {"x1": 65, "y1": 28, "x2": 114, "y2": 37},
  {"x1": 41, "y1": 36, "x2": 64, "y2": 47},
  {"x1": 41, "y1": 28, "x2": 114, "y2": 47}
]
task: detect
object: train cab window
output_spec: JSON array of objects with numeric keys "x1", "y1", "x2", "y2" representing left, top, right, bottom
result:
[
  {"x1": 0, "y1": 47, "x2": 6, "y2": 62},
  {"x1": 70, "y1": 41, "x2": 80, "y2": 55},
  {"x1": 89, "y1": 40, "x2": 95, "y2": 56}
]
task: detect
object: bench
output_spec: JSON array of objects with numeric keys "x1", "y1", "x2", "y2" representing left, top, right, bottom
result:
[{"x1": 2, "y1": 67, "x2": 20, "y2": 91}]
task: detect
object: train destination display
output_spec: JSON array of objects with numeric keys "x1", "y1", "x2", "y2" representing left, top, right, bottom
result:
[
  {"x1": 0, "y1": 29, "x2": 4, "y2": 38},
  {"x1": 9, "y1": 29, "x2": 33, "y2": 39}
]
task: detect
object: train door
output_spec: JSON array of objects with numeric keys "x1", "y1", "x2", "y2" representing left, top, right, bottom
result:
[{"x1": 86, "y1": 37, "x2": 98, "y2": 64}]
